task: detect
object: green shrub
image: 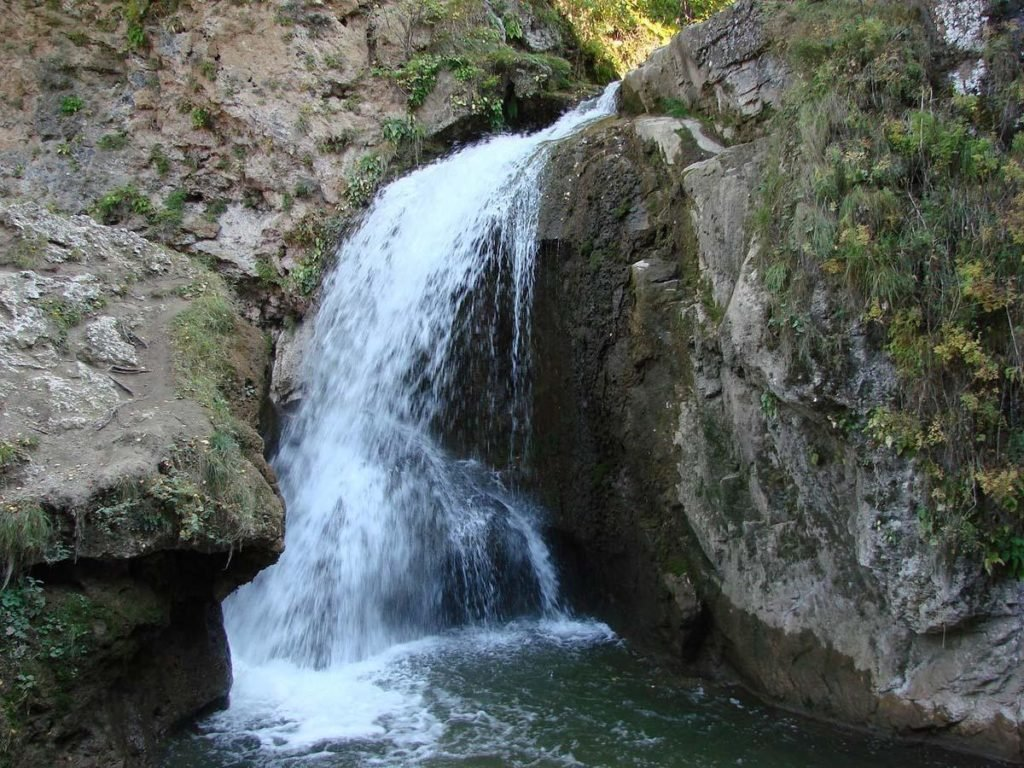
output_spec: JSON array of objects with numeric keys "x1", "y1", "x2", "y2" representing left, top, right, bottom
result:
[
  {"x1": 345, "y1": 153, "x2": 386, "y2": 208},
  {"x1": 503, "y1": 14, "x2": 523, "y2": 41},
  {"x1": 152, "y1": 188, "x2": 187, "y2": 234},
  {"x1": 147, "y1": 432, "x2": 263, "y2": 544},
  {"x1": 59, "y1": 95, "x2": 83, "y2": 115},
  {"x1": 382, "y1": 115, "x2": 424, "y2": 146},
  {"x1": 1, "y1": 234, "x2": 47, "y2": 269},
  {"x1": 164, "y1": 275, "x2": 277, "y2": 542},
  {"x1": 0, "y1": 443, "x2": 18, "y2": 470},
  {"x1": 126, "y1": 23, "x2": 145, "y2": 50},
  {"x1": 317, "y1": 132, "x2": 354, "y2": 153},
  {"x1": 149, "y1": 143, "x2": 171, "y2": 175},
  {"x1": 40, "y1": 298, "x2": 83, "y2": 332},
  {"x1": 124, "y1": 0, "x2": 150, "y2": 50},
  {"x1": 292, "y1": 179, "x2": 316, "y2": 199},
  {"x1": 254, "y1": 258, "x2": 281, "y2": 287},
  {"x1": 93, "y1": 185, "x2": 152, "y2": 224},
  {"x1": 97, "y1": 132, "x2": 129, "y2": 151},
  {"x1": 190, "y1": 107, "x2": 213, "y2": 130},
  {"x1": 284, "y1": 213, "x2": 343, "y2": 296},
  {"x1": 0, "y1": 437, "x2": 36, "y2": 476},
  {"x1": 40, "y1": 295, "x2": 105, "y2": 347},
  {"x1": 386, "y1": 54, "x2": 445, "y2": 108},
  {"x1": 204, "y1": 198, "x2": 228, "y2": 221}
]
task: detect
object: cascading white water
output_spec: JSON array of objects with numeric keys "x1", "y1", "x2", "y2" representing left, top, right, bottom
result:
[{"x1": 225, "y1": 84, "x2": 620, "y2": 672}]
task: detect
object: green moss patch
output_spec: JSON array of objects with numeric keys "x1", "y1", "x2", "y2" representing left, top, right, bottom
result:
[{"x1": 0, "y1": 576, "x2": 166, "y2": 763}]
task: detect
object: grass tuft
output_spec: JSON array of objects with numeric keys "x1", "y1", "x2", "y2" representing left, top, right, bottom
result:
[{"x1": 0, "y1": 504, "x2": 51, "y2": 588}]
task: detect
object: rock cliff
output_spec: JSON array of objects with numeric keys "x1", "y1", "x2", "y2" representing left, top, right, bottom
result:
[
  {"x1": 3, "y1": 0, "x2": 1022, "y2": 764},
  {"x1": 533, "y1": 0, "x2": 1024, "y2": 761}
]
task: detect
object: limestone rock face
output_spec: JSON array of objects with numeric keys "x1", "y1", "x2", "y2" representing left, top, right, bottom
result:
[
  {"x1": 532, "y1": 5, "x2": 1024, "y2": 761},
  {"x1": 270, "y1": 319, "x2": 315, "y2": 409},
  {"x1": 0, "y1": 0, "x2": 568, "y2": 315},
  {"x1": 0, "y1": 201, "x2": 284, "y2": 768},
  {"x1": 0, "y1": 1, "x2": 590, "y2": 763},
  {"x1": 677, "y1": 144, "x2": 1024, "y2": 762},
  {"x1": 929, "y1": 0, "x2": 990, "y2": 93},
  {"x1": 621, "y1": 0, "x2": 787, "y2": 126}
]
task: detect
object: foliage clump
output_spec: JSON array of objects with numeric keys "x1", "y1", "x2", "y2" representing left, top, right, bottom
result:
[
  {"x1": 755, "y1": 0, "x2": 1024, "y2": 575},
  {"x1": 92, "y1": 185, "x2": 153, "y2": 225},
  {"x1": 58, "y1": 95, "x2": 84, "y2": 116},
  {"x1": 0, "y1": 575, "x2": 165, "y2": 754},
  {"x1": 373, "y1": 0, "x2": 585, "y2": 131},
  {"x1": 97, "y1": 132, "x2": 129, "y2": 151},
  {"x1": 149, "y1": 433, "x2": 265, "y2": 544},
  {"x1": 553, "y1": 0, "x2": 734, "y2": 79},
  {"x1": 0, "y1": 437, "x2": 37, "y2": 477},
  {"x1": 122, "y1": 0, "x2": 182, "y2": 51},
  {"x1": 345, "y1": 154, "x2": 387, "y2": 208},
  {"x1": 91, "y1": 185, "x2": 196, "y2": 238},
  {"x1": 284, "y1": 212, "x2": 345, "y2": 296},
  {"x1": 0, "y1": 504, "x2": 50, "y2": 588},
  {"x1": 190, "y1": 106, "x2": 213, "y2": 130}
]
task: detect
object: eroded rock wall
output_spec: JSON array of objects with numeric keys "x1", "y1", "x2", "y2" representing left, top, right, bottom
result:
[
  {"x1": 0, "y1": 0, "x2": 578, "y2": 326},
  {"x1": 533, "y1": 119, "x2": 708, "y2": 655}
]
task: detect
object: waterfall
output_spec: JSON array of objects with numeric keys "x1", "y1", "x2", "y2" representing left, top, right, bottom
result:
[
  {"x1": 161, "y1": 81, "x2": 1003, "y2": 768},
  {"x1": 225, "y1": 84, "x2": 619, "y2": 671}
]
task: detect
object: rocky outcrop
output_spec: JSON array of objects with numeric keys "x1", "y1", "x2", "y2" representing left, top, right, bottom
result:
[
  {"x1": 677, "y1": 144, "x2": 1024, "y2": 761},
  {"x1": 0, "y1": 0, "x2": 398, "y2": 292},
  {"x1": 932, "y1": 0, "x2": 989, "y2": 93},
  {"x1": 533, "y1": 1, "x2": 1024, "y2": 762},
  {"x1": 620, "y1": 0, "x2": 787, "y2": 135},
  {"x1": 0, "y1": 201, "x2": 283, "y2": 767}
]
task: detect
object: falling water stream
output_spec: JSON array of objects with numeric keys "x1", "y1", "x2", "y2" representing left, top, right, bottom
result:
[{"x1": 164, "y1": 88, "x2": 989, "y2": 768}]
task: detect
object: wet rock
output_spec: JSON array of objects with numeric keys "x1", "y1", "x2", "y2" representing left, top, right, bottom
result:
[
  {"x1": 270, "y1": 319, "x2": 314, "y2": 408},
  {"x1": 533, "y1": 119, "x2": 705, "y2": 657}
]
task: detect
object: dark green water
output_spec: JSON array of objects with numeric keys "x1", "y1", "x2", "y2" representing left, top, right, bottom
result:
[{"x1": 162, "y1": 620, "x2": 991, "y2": 768}]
